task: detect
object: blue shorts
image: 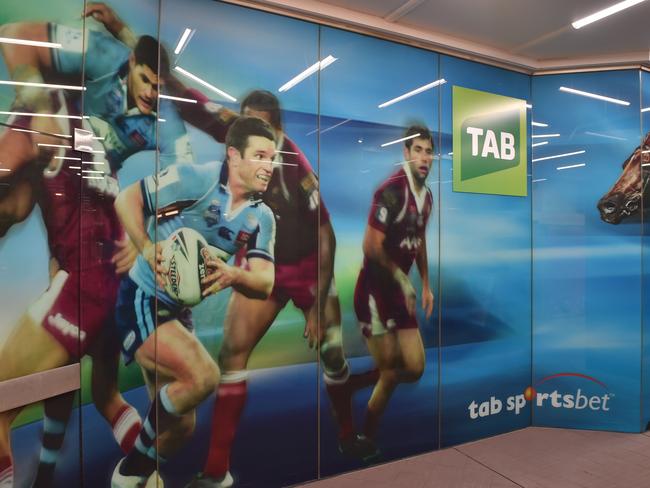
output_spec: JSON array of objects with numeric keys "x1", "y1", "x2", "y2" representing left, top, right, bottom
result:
[{"x1": 115, "y1": 277, "x2": 193, "y2": 364}]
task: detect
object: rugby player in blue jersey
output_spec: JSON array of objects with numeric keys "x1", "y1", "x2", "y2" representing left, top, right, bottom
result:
[
  {"x1": 0, "y1": 15, "x2": 194, "y2": 487},
  {"x1": 110, "y1": 116, "x2": 276, "y2": 488}
]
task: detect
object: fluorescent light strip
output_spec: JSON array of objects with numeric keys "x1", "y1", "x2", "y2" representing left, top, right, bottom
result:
[
  {"x1": 69, "y1": 166, "x2": 81, "y2": 170},
  {"x1": 0, "y1": 37, "x2": 61, "y2": 48},
  {"x1": 532, "y1": 150, "x2": 586, "y2": 163},
  {"x1": 37, "y1": 143, "x2": 71, "y2": 149},
  {"x1": 0, "y1": 168, "x2": 11, "y2": 172},
  {"x1": 158, "y1": 93, "x2": 197, "y2": 104},
  {"x1": 643, "y1": 150, "x2": 650, "y2": 154},
  {"x1": 557, "y1": 163, "x2": 586, "y2": 170},
  {"x1": 532, "y1": 141, "x2": 549, "y2": 147},
  {"x1": 54, "y1": 156, "x2": 80, "y2": 161},
  {"x1": 275, "y1": 150, "x2": 299, "y2": 155},
  {"x1": 92, "y1": 136, "x2": 104, "y2": 140},
  {"x1": 532, "y1": 178, "x2": 547, "y2": 183},
  {"x1": 174, "y1": 28, "x2": 193, "y2": 55},
  {"x1": 394, "y1": 159, "x2": 416, "y2": 166},
  {"x1": 320, "y1": 118, "x2": 351, "y2": 135},
  {"x1": 82, "y1": 169, "x2": 103, "y2": 174},
  {"x1": 381, "y1": 133, "x2": 420, "y2": 148},
  {"x1": 271, "y1": 161, "x2": 298, "y2": 167},
  {"x1": 82, "y1": 176, "x2": 103, "y2": 180},
  {"x1": 378, "y1": 79, "x2": 446, "y2": 109},
  {"x1": 158, "y1": 118, "x2": 166, "y2": 123},
  {"x1": 53, "y1": 133, "x2": 72, "y2": 139},
  {"x1": 278, "y1": 55, "x2": 337, "y2": 93},
  {"x1": 11, "y1": 127, "x2": 38, "y2": 134},
  {"x1": 174, "y1": 66, "x2": 237, "y2": 102},
  {"x1": 559, "y1": 86, "x2": 630, "y2": 106},
  {"x1": 0, "y1": 110, "x2": 85, "y2": 120},
  {"x1": 0, "y1": 80, "x2": 84, "y2": 91},
  {"x1": 87, "y1": 149, "x2": 105, "y2": 154},
  {"x1": 532, "y1": 134, "x2": 560, "y2": 138},
  {"x1": 584, "y1": 131, "x2": 627, "y2": 141},
  {"x1": 531, "y1": 121, "x2": 548, "y2": 127},
  {"x1": 82, "y1": 161, "x2": 105, "y2": 165},
  {"x1": 642, "y1": 107, "x2": 650, "y2": 113},
  {"x1": 526, "y1": 104, "x2": 533, "y2": 109},
  {"x1": 572, "y1": 0, "x2": 647, "y2": 29}
]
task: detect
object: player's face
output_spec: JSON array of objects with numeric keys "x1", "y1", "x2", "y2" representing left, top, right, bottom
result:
[
  {"x1": 127, "y1": 59, "x2": 162, "y2": 115},
  {"x1": 231, "y1": 135, "x2": 275, "y2": 193},
  {"x1": 404, "y1": 137, "x2": 433, "y2": 183}
]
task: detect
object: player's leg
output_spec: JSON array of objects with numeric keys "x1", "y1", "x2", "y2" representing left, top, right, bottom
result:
[
  {"x1": 0, "y1": 311, "x2": 70, "y2": 488},
  {"x1": 114, "y1": 319, "x2": 218, "y2": 483},
  {"x1": 395, "y1": 328, "x2": 425, "y2": 383},
  {"x1": 31, "y1": 391, "x2": 76, "y2": 488},
  {"x1": 0, "y1": 23, "x2": 53, "y2": 77},
  {"x1": 363, "y1": 332, "x2": 401, "y2": 443},
  {"x1": 88, "y1": 330, "x2": 142, "y2": 454},
  {"x1": 194, "y1": 292, "x2": 283, "y2": 486}
]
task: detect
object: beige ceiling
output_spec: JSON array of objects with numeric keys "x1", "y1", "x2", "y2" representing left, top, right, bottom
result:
[{"x1": 234, "y1": 0, "x2": 650, "y2": 72}]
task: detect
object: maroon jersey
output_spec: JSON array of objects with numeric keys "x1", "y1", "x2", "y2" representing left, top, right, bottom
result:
[
  {"x1": 265, "y1": 135, "x2": 329, "y2": 263},
  {"x1": 363, "y1": 166, "x2": 432, "y2": 280}
]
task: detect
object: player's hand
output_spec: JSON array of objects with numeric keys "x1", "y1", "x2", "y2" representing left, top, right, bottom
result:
[
  {"x1": 422, "y1": 287, "x2": 434, "y2": 319},
  {"x1": 201, "y1": 249, "x2": 240, "y2": 296},
  {"x1": 394, "y1": 269, "x2": 416, "y2": 316},
  {"x1": 83, "y1": 2, "x2": 125, "y2": 37},
  {"x1": 142, "y1": 240, "x2": 165, "y2": 287},
  {"x1": 112, "y1": 235, "x2": 138, "y2": 275},
  {"x1": 303, "y1": 305, "x2": 320, "y2": 349}
]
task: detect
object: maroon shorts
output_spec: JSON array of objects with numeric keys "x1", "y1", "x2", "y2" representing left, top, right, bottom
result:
[
  {"x1": 28, "y1": 265, "x2": 120, "y2": 358},
  {"x1": 271, "y1": 252, "x2": 318, "y2": 311},
  {"x1": 353, "y1": 269, "x2": 418, "y2": 338}
]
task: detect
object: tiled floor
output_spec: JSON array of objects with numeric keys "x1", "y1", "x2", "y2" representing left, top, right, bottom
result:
[{"x1": 299, "y1": 427, "x2": 650, "y2": 487}]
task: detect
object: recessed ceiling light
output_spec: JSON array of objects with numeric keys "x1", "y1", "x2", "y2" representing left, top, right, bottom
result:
[
  {"x1": 378, "y1": 79, "x2": 446, "y2": 109},
  {"x1": 278, "y1": 55, "x2": 337, "y2": 93},
  {"x1": 174, "y1": 66, "x2": 236, "y2": 102}
]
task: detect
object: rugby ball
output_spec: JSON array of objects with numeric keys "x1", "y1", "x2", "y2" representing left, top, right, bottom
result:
[{"x1": 161, "y1": 227, "x2": 209, "y2": 306}]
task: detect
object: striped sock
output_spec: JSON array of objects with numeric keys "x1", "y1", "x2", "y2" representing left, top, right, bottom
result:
[
  {"x1": 120, "y1": 385, "x2": 178, "y2": 477},
  {"x1": 0, "y1": 456, "x2": 13, "y2": 488},
  {"x1": 111, "y1": 404, "x2": 142, "y2": 454}
]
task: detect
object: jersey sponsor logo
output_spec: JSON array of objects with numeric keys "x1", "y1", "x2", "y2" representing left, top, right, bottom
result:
[
  {"x1": 129, "y1": 130, "x2": 147, "y2": 147},
  {"x1": 123, "y1": 330, "x2": 136, "y2": 351},
  {"x1": 376, "y1": 206, "x2": 388, "y2": 224},
  {"x1": 236, "y1": 230, "x2": 252, "y2": 245},
  {"x1": 399, "y1": 236, "x2": 422, "y2": 251},
  {"x1": 204, "y1": 200, "x2": 221, "y2": 227},
  {"x1": 48, "y1": 313, "x2": 86, "y2": 342},
  {"x1": 218, "y1": 226, "x2": 235, "y2": 241}
]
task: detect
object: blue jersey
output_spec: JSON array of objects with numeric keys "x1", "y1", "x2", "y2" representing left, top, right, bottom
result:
[
  {"x1": 49, "y1": 23, "x2": 193, "y2": 170},
  {"x1": 129, "y1": 161, "x2": 276, "y2": 306}
]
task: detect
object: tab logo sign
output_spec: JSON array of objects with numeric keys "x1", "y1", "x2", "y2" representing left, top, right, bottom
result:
[{"x1": 453, "y1": 86, "x2": 527, "y2": 196}]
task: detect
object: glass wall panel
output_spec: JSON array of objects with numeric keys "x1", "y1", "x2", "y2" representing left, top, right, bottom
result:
[
  {"x1": 153, "y1": 1, "x2": 320, "y2": 487},
  {"x1": 641, "y1": 69, "x2": 650, "y2": 430},
  {"x1": 531, "y1": 70, "x2": 642, "y2": 432},
  {"x1": 0, "y1": 1, "x2": 87, "y2": 486},
  {"x1": 319, "y1": 26, "x2": 439, "y2": 474},
  {"x1": 439, "y1": 55, "x2": 532, "y2": 447}
]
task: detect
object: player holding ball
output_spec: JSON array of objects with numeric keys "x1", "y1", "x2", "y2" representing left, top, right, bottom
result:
[{"x1": 111, "y1": 116, "x2": 277, "y2": 487}]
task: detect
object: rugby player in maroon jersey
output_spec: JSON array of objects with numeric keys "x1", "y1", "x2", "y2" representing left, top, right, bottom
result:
[{"x1": 353, "y1": 125, "x2": 435, "y2": 456}]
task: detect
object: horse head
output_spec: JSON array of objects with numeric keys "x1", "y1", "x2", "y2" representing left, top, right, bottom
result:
[{"x1": 597, "y1": 131, "x2": 650, "y2": 224}]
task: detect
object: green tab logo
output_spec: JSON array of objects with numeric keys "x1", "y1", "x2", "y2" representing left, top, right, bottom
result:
[{"x1": 453, "y1": 86, "x2": 527, "y2": 196}]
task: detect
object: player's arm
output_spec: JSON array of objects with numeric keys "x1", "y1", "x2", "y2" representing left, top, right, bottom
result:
[
  {"x1": 363, "y1": 223, "x2": 416, "y2": 315},
  {"x1": 84, "y1": 2, "x2": 137, "y2": 48},
  {"x1": 415, "y1": 234, "x2": 434, "y2": 318},
  {"x1": 114, "y1": 183, "x2": 163, "y2": 280},
  {"x1": 201, "y1": 256, "x2": 274, "y2": 299}
]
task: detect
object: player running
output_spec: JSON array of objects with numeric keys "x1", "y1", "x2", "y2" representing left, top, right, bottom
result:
[
  {"x1": 353, "y1": 125, "x2": 435, "y2": 457},
  {"x1": 111, "y1": 116, "x2": 276, "y2": 488},
  {"x1": 184, "y1": 91, "x2": 378, "y2": 488},
  {"x1": 0, "y1": 18, "x2": 193, "y2": 487}
]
